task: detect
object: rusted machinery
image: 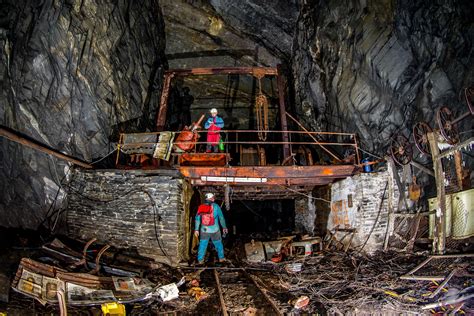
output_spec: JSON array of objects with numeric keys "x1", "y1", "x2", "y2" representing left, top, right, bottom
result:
[
  {"x1": 390, "y1": 87, "x2": 473, "y2": 165},
  {"x1": 115, "y1": 66, "x2": 361, "y2": 200}
]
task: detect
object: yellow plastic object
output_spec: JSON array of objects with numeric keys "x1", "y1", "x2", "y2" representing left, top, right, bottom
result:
[
  {"x1": 101, "y1": 302, "x2": 126, "y2": 316},
  {"x1": 0, "y1": 312, "x2": 6, "y2": 316}
]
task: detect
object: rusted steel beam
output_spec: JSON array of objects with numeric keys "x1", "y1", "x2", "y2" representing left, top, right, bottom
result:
[
  {"x1": 277, "y1": 65, "x2": 291, "y2": 160},
  {"x1": 156, "y1": 72, "x2": 174, "y2": 131},
  {"x1": 191, "y1": 178, "x2": 333, "y2": 186},
  {"x1": 89, "y1": 244, "x2": 110, "y2": 275},
  {"x1": 180, "y1": 165, "x2": 355, "y2": 179},
  {"x1": 166, "y1": 67, "x2": 278, "y2": 76},
  {"x1": 121, "y1": 129, "x2": 356, "y2": 136},
  {"x1": 0, "y1": 126, "x2": 93, "y2": 169}
]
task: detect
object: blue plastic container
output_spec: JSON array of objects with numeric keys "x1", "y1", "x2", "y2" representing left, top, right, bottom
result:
[{"x1": 362, "y1": 158, "x2": 373, "y2": 172}]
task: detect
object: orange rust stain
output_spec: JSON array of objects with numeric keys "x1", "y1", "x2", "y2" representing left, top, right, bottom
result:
[
  {"x1": 322, "y1": 168, "x2": 334, "y2": 175},
  {"x1": 331, "y1": 200, "x2": 350, "y2": 227}
]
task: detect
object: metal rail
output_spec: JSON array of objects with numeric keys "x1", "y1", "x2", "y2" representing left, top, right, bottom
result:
[
  {"x1": 0, "y1": 126, "x2": 93, "y2": 169},
  {"x1": 213, "y1": 268, "x2": 283, "y2": 315},
  {"x1": 116, "y1": 129, "x2": 359, "y2": 167}
]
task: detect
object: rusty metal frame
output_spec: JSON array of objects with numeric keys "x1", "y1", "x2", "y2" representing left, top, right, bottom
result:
[
  {"x1": 155, "y1": 67, "x2": 284, "y2": 142},
  {"x1": 0, "y1": 126, "x2": 93, "y2": 169}
]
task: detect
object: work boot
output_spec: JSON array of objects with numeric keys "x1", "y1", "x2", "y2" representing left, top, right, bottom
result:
[
  {"x1": 218, "y1": 258, "x2": 230, "y2": 264},
  {"x1": 195, "y1": 260, "x2": 205, "y2": 267}
]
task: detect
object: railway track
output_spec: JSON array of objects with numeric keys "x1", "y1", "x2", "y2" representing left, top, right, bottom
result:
[{"x1": 211, "y1": 268, "x2": 283, "y2": 315}]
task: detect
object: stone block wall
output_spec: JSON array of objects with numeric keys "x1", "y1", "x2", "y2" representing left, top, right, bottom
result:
[
  {"x1": 66, "y1": 169, "x2": 191, "y2": 266},
  {"x1": 329, "y1": 170, "x2": 400, "y2": 254},
  {"x1": 295, "y1": 192, "x2": 316, "y2": 235}
]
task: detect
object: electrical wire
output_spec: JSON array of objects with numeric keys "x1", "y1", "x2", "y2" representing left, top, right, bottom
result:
[
  {"x1": 143, "y1": 190, "x2": 170, "y2": 260},
  {"x1": 89, "y1": 148, "x2": 117, "y2": 165},
  {"x1": 356, "y1": 181, "x2": 388, "y2": 254},
  {"x1": 358, "y1": 147, "x2": 383, "y2": 160},
  {"x1": 277, "y1": 185, "x2": 332, "y2": 204},
  {"x1": 38, "y1": 166, "x2": 73, "y2": 232}
]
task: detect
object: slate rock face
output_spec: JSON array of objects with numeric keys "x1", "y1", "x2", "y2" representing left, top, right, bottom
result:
[
  {"x1": 292, "y1": 0, "x2": 473, "y2": 154},
  {"x1": 208, "y1": 0, "x2": 299, "y2": 60},
  {"x1": 162, "y1": 0, "x2": 281, "y2": 68},
  {"x1": 0, "y1": 0, "x2": 166, "y2": 229}
]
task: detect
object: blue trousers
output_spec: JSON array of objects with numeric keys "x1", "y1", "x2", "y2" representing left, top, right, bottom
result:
[{"x1": 197, "y1": 231, "x2": 224, "y2": 262}]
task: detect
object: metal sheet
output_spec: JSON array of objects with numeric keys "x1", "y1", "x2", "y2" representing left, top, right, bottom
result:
[{"x1": 428, "y1": 188, "x2": 474, "y2": 239}]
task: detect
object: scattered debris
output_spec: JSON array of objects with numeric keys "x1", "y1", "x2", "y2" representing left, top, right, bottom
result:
[
  {"x1": 157, "y1": 283, "x2": 179, "y2": 302},
  {"x1": 285, "y1": 263, "x2": 303, "y2": 273},
  {"x1": 291, "y1": 295, "x2": 310, "y2": 309},
  {"x1": 187, "y1": 286, "x2": 208, "y2": 301}
]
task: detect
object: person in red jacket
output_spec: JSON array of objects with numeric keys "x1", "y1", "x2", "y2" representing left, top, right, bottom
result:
[
  {"x1": 204, "y1": 108, "x2": 224, "y2": 153},
  {"x1": 194, "y1": 193, "x2": 228, "y2": 264}
]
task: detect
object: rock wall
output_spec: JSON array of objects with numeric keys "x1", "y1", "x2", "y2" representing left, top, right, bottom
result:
[
  {"x1": 292, "y1": 0, "x2": 473, "y2": 155},
  {"x1": 208, "y1": 0, "x2": 299, "y2": 61},
  {"x1": 295, "y1": 193, "x2": 316, "y2": 234},
  {"x1": 329, "y1": 169, "x2": 400, "y2": 253},
  {"x1": 66, "y1": 170, "x2": 191, "y2": 265},
  {"x1": 0, "y1": 0, "x2": 166, "y2": 228}
]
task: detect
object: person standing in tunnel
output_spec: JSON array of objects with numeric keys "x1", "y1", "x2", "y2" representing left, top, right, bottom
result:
[
  {"x1": 194, "y1": 193, "x2": 228, "y2": 264},
  {"x1": 204, "y1": 108, "x2": 224, "y2": 153}
]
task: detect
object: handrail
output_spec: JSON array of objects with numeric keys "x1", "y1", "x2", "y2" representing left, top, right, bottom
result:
[
  {"x1": 116, "y1": 129, "x2": 359, "y2": 167},
  {"x1": 118, "y1": 129, "x2": 356, "y2": 137}
]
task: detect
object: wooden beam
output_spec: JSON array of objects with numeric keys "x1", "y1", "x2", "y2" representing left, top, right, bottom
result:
[
  {"x1": 0, "y1": 126, "x2": 92, "y2": 169},
  {"x1": 436, "y1": 137, "x2": 474, "y2": 160},
  {"x1": 409, "y1": 160, "x2": 435, "y2": 177},
  {"x1": 428, "y1": 132, "x2": 446, "y2": 254},
  {"x1": 156, "y1": 72, "x2": 174, "y2": 131},
  {"x1": 454, "y1": 151, "x2": 463, "y2": 191}
]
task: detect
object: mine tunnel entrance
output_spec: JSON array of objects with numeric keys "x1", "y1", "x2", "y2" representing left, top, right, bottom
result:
[
  {"x1": 226, "y1": 200, "x2": 295, "y2": 236},
  {"x1": 188, "y1": 189, "x2": 296, "y2": 259}
]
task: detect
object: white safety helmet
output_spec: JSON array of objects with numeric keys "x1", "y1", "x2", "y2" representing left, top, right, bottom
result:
[
  {"x1": 205, "y1": 193, "x2": 215, "y2": 200},
  {"x1": 210, "y1": 108, "x2": 218, "y2": 114}
]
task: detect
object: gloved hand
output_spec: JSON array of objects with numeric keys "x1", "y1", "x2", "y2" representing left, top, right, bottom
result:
[
  {"x1": 194, "y1": 230, "x2": 199, "y2": 238},
  {"x1": 222, "y1": 228, "x2": 228, "y2": 237}
]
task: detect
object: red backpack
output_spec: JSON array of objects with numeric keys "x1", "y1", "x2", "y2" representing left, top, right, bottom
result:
[{"x1": 197, "y1": 204, "x2": 215, "y2": 226}]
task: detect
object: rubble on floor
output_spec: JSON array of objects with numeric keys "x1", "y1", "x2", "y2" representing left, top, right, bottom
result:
[{"x1": 0, "y1": 230, "x2": 472, "y2": 315}]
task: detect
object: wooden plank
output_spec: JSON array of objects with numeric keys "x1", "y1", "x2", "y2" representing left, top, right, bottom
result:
[
  {"x1": 0, "y1": 126, "x2": 92, "y2": 169},
  {"x1": 454, "y1": 151, "x2": 463, "y2": 191},
  {"x1": 400, "y1": 275, "x2": 446, "y2": 281},
  {"x1": 156, "y1": 73, "x2": 174, "y2": 131},
  {"x1": 428, "y1": 132, "x2": 446, "y2": 254},
  {"x1": 436, "y1": 137, "x2": 474, "y2": 160},
  {"x1": 428, "y1": 269, "x2": 457, "y2": 298}
]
